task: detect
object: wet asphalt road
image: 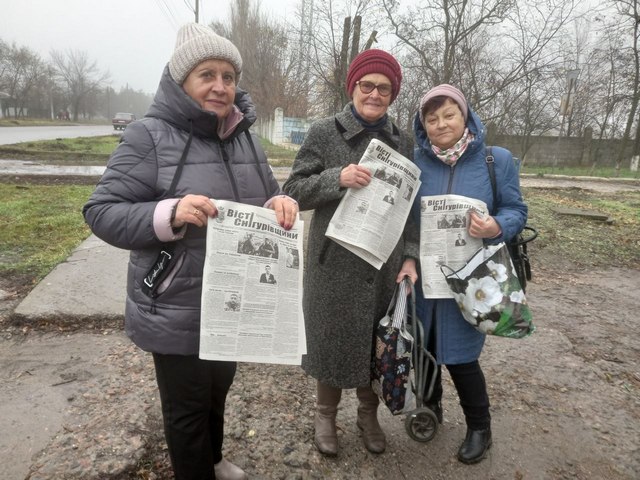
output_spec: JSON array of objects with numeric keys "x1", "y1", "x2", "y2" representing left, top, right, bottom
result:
[{"x1": 0, "y1": 125, "x2": 114, "y2": 145}]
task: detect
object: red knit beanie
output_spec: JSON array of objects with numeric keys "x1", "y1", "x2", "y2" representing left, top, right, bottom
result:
[{"x1": 345, "y1": 49, "x2": 402, "y2": 103}]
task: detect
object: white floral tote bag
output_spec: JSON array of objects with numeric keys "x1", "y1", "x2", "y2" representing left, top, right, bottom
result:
[{"x1": 441, "y1": 243, "x2": 534, "y2": 338}]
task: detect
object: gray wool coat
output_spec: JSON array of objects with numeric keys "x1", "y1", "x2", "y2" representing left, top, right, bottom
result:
[{"x1": 283, "y1": 104, "x2": 419, "y2": 389}]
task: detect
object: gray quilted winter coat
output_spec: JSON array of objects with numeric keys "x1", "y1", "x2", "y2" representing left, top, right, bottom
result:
[
  {"x1": 83, "y1": 66, "x2": 281, "y2": 355},
  {"x1": 283, "y1": 104, "x2": 419, "y2": 388}
]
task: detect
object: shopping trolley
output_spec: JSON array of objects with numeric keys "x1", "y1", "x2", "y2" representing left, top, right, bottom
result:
[{"x1": 404, "y1": 280, "x2": 440, "y2": 442}]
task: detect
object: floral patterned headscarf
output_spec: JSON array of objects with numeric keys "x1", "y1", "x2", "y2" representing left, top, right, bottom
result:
[{"x1": 431, "y1": 128, "x2": 474, "y2": 166}]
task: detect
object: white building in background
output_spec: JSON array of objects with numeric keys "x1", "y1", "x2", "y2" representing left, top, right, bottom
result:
[{"x1": 254, "y1": 108, "x2": 312, "y2": 147}]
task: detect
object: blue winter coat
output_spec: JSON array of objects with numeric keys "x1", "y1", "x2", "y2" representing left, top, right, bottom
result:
[{"x1": 411, "y1": 107, "x2": 527, "y2": 365}]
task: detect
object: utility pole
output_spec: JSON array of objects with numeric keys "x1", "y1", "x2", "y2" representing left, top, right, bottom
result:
[
  {"x1": 195, "y1": 0, "x2": 199, "y2": 23},
  {"x1": 295, "y1": 0, "x2": 313, "y2": 117},
  {"x1": 106, "y1": 86, "x2": 111, "y2": 121},
  {"x1": 49, "y1": 67, "x2": 55, "y2": 120}
]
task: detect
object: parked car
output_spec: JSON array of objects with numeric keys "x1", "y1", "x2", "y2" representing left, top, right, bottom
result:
[{"x1": 112, "y1": 112, "x2": 136, "y2": 130}]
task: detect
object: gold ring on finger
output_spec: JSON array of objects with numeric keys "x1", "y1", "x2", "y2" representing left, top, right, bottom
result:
[{"x1": 193, "y1": 209, "x2": 200, "y2": 216}]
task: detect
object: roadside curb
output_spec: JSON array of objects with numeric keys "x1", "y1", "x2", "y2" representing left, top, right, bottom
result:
[{"x1": 13, "y1": 235, "x2": 127, "y2": 323}]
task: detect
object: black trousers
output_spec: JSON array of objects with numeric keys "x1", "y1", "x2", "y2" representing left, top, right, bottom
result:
[
  {"x1": 152, "y1": 353, "x2": 237, "y2": 480},
  {"x1": 424, "y1": 317, "x2": 491, "y2": 431},
  {"x1": 426, "y1": 360, "x2": 491, "y2": 430}
]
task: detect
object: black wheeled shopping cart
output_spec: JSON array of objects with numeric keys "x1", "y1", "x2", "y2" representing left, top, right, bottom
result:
[
  {"x1": 372, "y1": 277, "x2": 441, "y2": 442},
  {"x1": 403, "y1": 280, "x2": 440, "y2": 442}
]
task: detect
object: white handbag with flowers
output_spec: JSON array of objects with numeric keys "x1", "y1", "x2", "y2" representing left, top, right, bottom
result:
[{"x1": 440, "y1": 242, "x2": 534, "y2": 338}]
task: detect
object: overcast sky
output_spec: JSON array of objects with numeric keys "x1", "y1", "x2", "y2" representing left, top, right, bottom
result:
[{"x1": 0, "y1": 0, "x2": 299, "y2": 94}]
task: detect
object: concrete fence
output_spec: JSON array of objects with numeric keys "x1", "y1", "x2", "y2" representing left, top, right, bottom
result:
[
  {"x1": 486, "y1": 124, "x2": 636, "y2": 168},
  {"x1": 254, "y1": 108, "x2": 635, "y2": 168}
]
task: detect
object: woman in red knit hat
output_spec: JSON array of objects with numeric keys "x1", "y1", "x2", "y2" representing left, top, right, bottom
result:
[{"x1": 284, "y1": 49, "x2": 419, "y2": 456}]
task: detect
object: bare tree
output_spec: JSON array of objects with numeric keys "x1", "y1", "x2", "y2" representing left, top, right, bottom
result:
[
  {"x1": 379, "y1": 0, "x2": 514, "y2": 86},
  {"x1": 611, "y1": 0, "x2": 640, "y2": 172},
  {"x1": 496, "y1": 1, "x2": 576, "y2": 159},
  {"x1": 379, "y1": 0, "x2": 577, "y2": 156},
  {"x1": 379, "y1": 1, "x2": 556, "y2": 133},
  {"x1": 0, "y1": 38, "x2": 9, "y2": 88},
  {"x1": 574, "y1": 22, "x2": 629, "y2": 169},
  {"x1": 211, "y1": 0, "x2": 306, "y2": 119},
  {"x1": 0, "y1": 41, "x2": 45, "y2": 118},
  {"x1": 386, "y1": 51, "x2": 425, "y2": 132},
  {"x1": 296, "y1": 0, "x2": 381, "y2": 116},
  {"x1": 49, "y1": 49, "x2": 109, "y2": 121}
]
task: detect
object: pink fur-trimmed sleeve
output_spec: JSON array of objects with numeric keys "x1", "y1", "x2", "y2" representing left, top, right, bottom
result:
[{"x1": 154, "y1": 198, "x2": 186, "y2": 242}]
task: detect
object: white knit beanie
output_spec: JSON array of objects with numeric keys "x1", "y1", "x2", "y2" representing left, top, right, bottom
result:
[{"x1": 169, "y1": 23, "x2": 243, "y2": 84}]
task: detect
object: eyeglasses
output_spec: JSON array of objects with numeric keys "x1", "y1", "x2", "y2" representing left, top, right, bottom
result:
[{"x1": 356, "y1": 80, "x2": 393, "y2": 97}]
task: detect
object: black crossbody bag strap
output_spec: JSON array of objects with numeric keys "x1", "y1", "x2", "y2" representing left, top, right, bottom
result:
[
  {"x1": 485, "y1": 147, "x2": 498, "y2": 214},
  {"x1": 245, "y1": 130, "x2": 271, "y2": 199},
  {"x1": 142, "y1": 122, "x2": 193, "y2": 298},
  {"x1": 485, "y1": 146, "x2": 536, "y2": 291},
  {"x1": 168, "y1": 122, "x2": 194, "y2": 196}
]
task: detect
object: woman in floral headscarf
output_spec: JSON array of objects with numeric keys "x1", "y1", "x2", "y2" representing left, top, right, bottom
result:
[{"x1": 411, "y1": 84, "x2": 527, "y2": 464}]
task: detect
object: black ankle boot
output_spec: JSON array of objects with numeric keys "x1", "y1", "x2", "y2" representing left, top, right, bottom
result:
[
  {"x1": 457, "y1": 427, "x2": 492, "y2": 464},
  {"x1": 426, "y1": 401, "x2": 443, "y2": 424}
]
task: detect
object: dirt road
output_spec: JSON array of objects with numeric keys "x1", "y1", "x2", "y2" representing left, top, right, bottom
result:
[{"x1": 2, "y1": 262, "x2": 638, "y2": 480}]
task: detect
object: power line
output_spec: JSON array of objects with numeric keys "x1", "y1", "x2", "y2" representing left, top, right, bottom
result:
[
  {"x1": 181, "y1": 0, "x2": 200, "y2": 23},
  {"x1": 154, "y1": 0, "x2": 179, "y2": 30},
  {"x1": 161, "y1": 0, "x2": 181, "y2": 25},
  {"x1": 153, "y1": 0, "x2": 179, "y2": 30}
]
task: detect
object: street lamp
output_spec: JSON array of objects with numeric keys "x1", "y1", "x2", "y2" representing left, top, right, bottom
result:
[{"x1": 553, "y1": 68, "x2": 580, "y2": 170}]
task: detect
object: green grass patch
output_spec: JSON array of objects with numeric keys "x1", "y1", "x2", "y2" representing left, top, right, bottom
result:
[
  {"x1": 524, "y1": 187, "x2": 640, "y2": 269},
  {"x1": 18, "y1": 136, "x2": 119, "y2": 155},
  {"x1": 258, "y1": 137, "x2": 297, "y2": 165},
  {"x1": 0, "y1": 183, "x2": 94, "y2": 281},
  {"x1": 0, "y1": 181, "x2": 637, "y2": 289},
  {"x1": 0, "y1": 134, "x2": 297, "y2": 166},
  {"x1": 0, "y1": 135, "x2": 118, "y2": 164}
]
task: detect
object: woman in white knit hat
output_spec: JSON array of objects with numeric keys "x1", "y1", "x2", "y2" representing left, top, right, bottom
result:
[{"x1": 84, "y1": 23, "x2": 298, "y2": 480}]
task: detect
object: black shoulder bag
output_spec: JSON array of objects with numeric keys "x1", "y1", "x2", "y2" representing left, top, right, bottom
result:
[{"x1": 485, "y1": 147, "x2": 538, "y2": 292}]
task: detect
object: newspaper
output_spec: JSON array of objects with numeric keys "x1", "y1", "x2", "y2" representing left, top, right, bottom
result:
[
  {"x1": 199, "y1": 200, "x2": 306, "y2": 365},
  {"x1": 325, "y1": 138, "x2": 422, "y2": 269},
  {"x1": 419, "y1": 194, "x2": 489, "y2": 298}
]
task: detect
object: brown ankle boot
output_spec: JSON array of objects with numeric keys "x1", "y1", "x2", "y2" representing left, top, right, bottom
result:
[
  {"x1": 314, "y1": 381, "x2": 342, "y2": 456},
  {"x1": 356, "y1": 386, "x2": 386, "y2": 453}
]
